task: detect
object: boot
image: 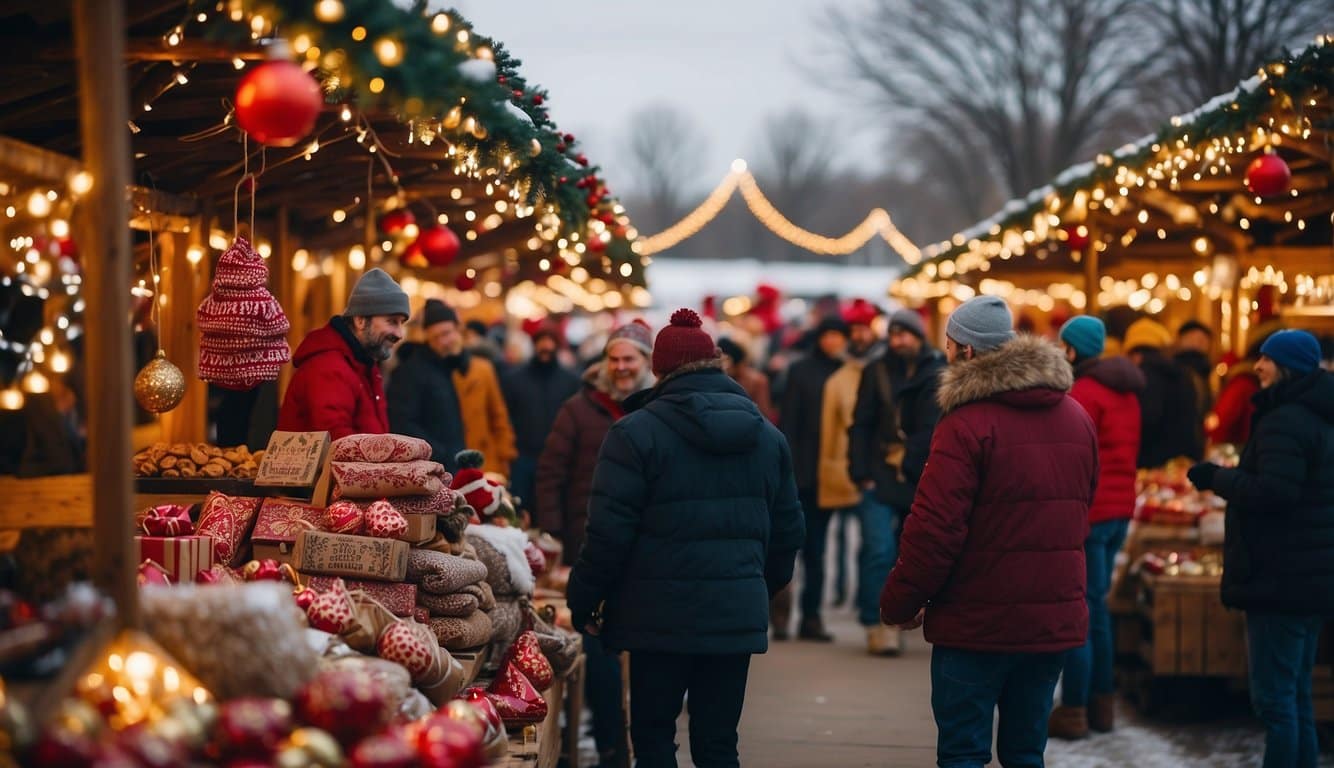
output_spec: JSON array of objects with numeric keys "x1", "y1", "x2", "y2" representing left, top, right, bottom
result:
[
  {"x1": 866, "y1": 625, "x2": 904, "y2": 656},
  {"x1": 798, "y1": 616, "x2": 834, "y2": 642},
  {"x1": 1047, "y1": 705, "x2": 1089, "y2": 740},
  {"x1": 1089, "y1": 693, "x2": 1115, "y2": 733},
  {"x1": 770, "y1": 585, "x2": 793, "y2": 641}
]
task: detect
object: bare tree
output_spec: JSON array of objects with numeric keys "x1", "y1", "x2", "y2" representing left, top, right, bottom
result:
[
  {"x1": 621, "y1": 104, "x2": 707, "y2": 235},
  {"x1": 822, "y1": 0, "x2": 1158, "y2": 204},
  {"x1": 1142, "y1": 0, "x2": 1334, "y2": 110}
]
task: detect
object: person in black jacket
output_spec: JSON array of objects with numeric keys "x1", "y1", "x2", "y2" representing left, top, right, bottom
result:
[
  {"x1": 1188, "y1": 330, "x2": 1333, "y2": 768},
  {"x1": 1124, "y1": 318, "x2": 1203, "y2": 467},
  {"x1": 569, "y1": 309, "x2": 804, "y2": 768},
  {"x1": 779, "y1": 315, "x2": 849, "y2": 642},
  {"x1": 501, "y1": 327, "x2": 581, "y2": 518},
  {"x1": 385, "y1": 300, "x2": 466, "y2": 471}
]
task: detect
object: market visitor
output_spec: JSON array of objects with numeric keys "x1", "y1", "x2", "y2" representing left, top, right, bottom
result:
[
  {"x1": 1124, "y1": 316, "x2": 1203, "y2": 466},
  {"x1": 778, "y1": 315, "x2": 851, "y2": 642},
  {"x1": 501, "y1": 324, "x2": 581, "y2": 517},
  {"x1": 277, "y1": 267, "x2": 409, "y2": 439},
  {"x1": 568, "y1": 308, "x2": 804, "y2": 768},
  {"x1": 1174, "y1": 319, "x2": 1215, "y2": 450},
  {"x1": 1186, "y1": 329, "x2": 1334, "y2": 768},
  {"x1": 535, "y1": 319, "x2": 654, "y2": 768},
  {"x1": 880, "y1": 294, "x2": 1098, "y2": 768},
  {"x1": 718, "y1": 336, "x2": 776, "y2": 423},
  {"x1": 1207, "y1": 319, "x2": 1283, "y2": 447},
  {"x1": 847, "y1": 307, "x2": 946, "y2": 655},
  {"x1": 388, "y1": 298, "x2": 516, "y2": 477},
  {"x1": 1050, "y1": 315, "x2": 1145, "y2": 739}
]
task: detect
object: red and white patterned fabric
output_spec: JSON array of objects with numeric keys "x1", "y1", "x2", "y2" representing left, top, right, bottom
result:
[
  {"x1": 450, "y1": 467, "x2": 503, "y2": 518},
  {"x1": 501, "y1": 630, "x2": 553, "y2": 691},
  {"x1": 358, "y1": 485, "x2": 455, "y2": 516},
  {"x1": 332, "y1": 460, "x2": 446, "y2": 498},
  {"x1": 252, "y1": 499, "x2": 325, "y2": 545},
  {"x1": 196, "y1": 236, "x2": 290, "y2": 390},
  {"x1": 377, "y1": 621, "x2": 435, "y2": 679},
  {"x1": 307, "y1": 576, "x2": 417, "y2": 617},
  {"x1": 485, "y1": 661, "x2": 548, "y2": 724},
  {"x1": 331, "y1": 433, "x2": 434, "y2": 464},
  {"x1": 364, "y1": 499, "x2": 409, "y2": 539},
  {"x1": 307, "y1": 577, "x2": 356, "y2": 633},
  {"x1": 194, "y1": 492, "x2": 262, "y2": 567},
  {"x1": 323, "y1": 501, "x2": 365, "y2": 536}
]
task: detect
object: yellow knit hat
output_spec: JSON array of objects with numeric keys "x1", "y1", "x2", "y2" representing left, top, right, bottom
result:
[{"x1": 1123, "y1": 317, "x2": 1173, "y2": 352}]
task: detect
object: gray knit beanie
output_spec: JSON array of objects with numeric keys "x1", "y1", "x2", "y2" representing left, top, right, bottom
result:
[
  {"x1": 888, "y1": 309, "x2": 926, "y2": 340},
  {"x1": 344, "y1": 268, "x2": 410, "y2": 318},
  {"x1": 946, "y1": 295, "x2": 1015, "y2": 352}
]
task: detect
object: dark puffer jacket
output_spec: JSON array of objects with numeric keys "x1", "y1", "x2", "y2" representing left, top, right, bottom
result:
[
  {"x1": 1208, "y1": 370, "x2": 1334, "y2": 615},
  {"x1": 567, "y1": 362, "x2": 806, "y2": 655},
  {"x1": 880, "y1": 336, "x2": 1098, "y2": 653},
  {"x1": 502, "y1": 359, "x2": 582, "y2": 457},
  {"x1": 780, "y1": 350, "x2": 845, "y2": 493},
  {"x1": 1071, "y1": 356, "x2": 1145, "y2": 524},
  {"x1": 1136, "y1": 348, "x2": 1203, "y2": 467},
  {"x1": 848, "y1": 346, "x2": 947, "y2": 509}
]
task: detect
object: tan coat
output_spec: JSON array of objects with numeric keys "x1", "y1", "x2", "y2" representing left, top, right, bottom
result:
[
  {"x1": 818, "y1": 358, "x2": 866, "y2": 509},
  {"x1": 454, "y1": 355, "x2": 517, "y2": 478}
]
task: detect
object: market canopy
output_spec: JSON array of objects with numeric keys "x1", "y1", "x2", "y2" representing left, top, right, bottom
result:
[{"x1": 893, "y1": 39, "x2": 1332, "y2": 322}]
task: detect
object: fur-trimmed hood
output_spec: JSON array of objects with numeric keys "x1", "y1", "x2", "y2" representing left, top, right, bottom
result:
[{"x1": 936, "y1": 335, "x2": 1074, "y2": 414}]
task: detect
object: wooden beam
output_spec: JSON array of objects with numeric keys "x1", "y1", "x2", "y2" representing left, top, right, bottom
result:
[
  {"x1": 38, "y1": 38, "x2": 270, "y2": 62},
  {"x1": 0, "y1": 135, "x2": 79, "y2": 183},
  {"x1": 74, "y1": 0, "x2": 137, "y2": 629}
]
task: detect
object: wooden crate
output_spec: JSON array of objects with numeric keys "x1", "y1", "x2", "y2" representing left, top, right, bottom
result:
[{"x1": 1139, "y1": 573, "x2": 1246, "y2": 678}]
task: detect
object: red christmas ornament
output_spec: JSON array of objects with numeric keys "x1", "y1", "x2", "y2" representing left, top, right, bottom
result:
[
  {"x1": 218, "y1": 698, "x2": 293, "y2": 756},
  {"x1": 563, "y1": 133, "x2": 575, "y2": 144},
  {"x1": 458, "y1": 689, "x2": 503, "y2": 735},
  {"x1": 511, "y1": 89, "x2": 524, "y2": 100},
  {"x1": 575, "y1": 154, "x2": 588, "y2": 167},
  {"x1": 416, "y1": 227, "x2": 461, "y2": 267},
  {"x1": 1244, "y1": 153, "x2": 1291, "y2": 197},
  {"x1": 296, "y1": 667, "x2": 394, "y2": 746},
  {"x1": 502, "y1": 630, "x2": 553, "y2": 690},
  {"x1": 496, "y1": 75, "x2": 507, "y2": 85},
  {"x1": 57, "y1": 237, "x2": 77, "y2": 258},
  {"x1": 454, "y1": 272, "x2": 477, "y2": 292},
  {"x1": 555, "y1": 143, "x2": 566, "y2": 153},
  {"x1": 416, "y1": 715, "x2": 485, "y2": 768},
  {"x1": 234, "y1": 59, "x2": 323, "y2": 147},
  {"x1": 485, "y1": 662, "x2": 547, "y2": 725},
  {"x1": 596, "y1": 212, "x2": 616, "y2": 225},
  {"x1": 612, "y1": 225, "x2": 629, "y2": 239},
  {"x1": 587, "y1": 237, "x2": 607, "y2": 253},
  {"x1": 1064, "y1": 224, "x2": 1090, "y2": 251},
  {"x1": 379, "y1": 209, "x2": 415, "y2": 235}
]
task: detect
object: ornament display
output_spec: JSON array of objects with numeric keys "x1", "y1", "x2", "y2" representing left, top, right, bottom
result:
[
  {"x1": 378, "y1": 209, "x2": 415, "y2": 235},
  {"x1": 1244, "y1": 152, "x2": 1292, "y2": 197},
  {"x1": 415, "y1": 226, "x2": 461, "y2": 267},
  {"x1": 295, "y1": 667, "x2": 394, "y2": 746},
  {"x1": 234, "y1": 59, "x2": 323, "y2": 147}
]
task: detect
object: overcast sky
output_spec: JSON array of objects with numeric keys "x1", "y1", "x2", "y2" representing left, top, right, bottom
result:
[{"x1": 455, "y1": 0, "x2": 881, "y2": 200}]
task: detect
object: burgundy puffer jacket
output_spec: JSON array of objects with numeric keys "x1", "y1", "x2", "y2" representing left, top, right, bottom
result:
[
  {"x1": 1071, "y1": 356, "x2": 1144, "y2": 524},
  {"x1": 881, "y1": 336, "x2": 1098, "y2": 653},
  {"x1": 277, "y1": 318, "x2": 389, "y2": 440}
]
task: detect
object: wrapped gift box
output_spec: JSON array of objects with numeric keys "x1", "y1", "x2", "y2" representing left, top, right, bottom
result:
[
  {"x1": 136, "y1": 535, "x2": 214, "y2": 584},
  {"x1": 306, "y1": 576, "x2": 417, "y2": 617},
  {"x1": 252, "y1": 499, "x2": 326, "y2": 563},
  {"x1": 400, "y1": 512, "x2": 437, "y2": 546},
  {"x1": 291, "y1": 530, "x2": 409, "y2": 582}
]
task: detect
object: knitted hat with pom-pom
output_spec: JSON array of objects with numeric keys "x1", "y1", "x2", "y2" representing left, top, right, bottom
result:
[
  {"x1": 652, "y1": 308, "x2": 718, "y2": 376},
  {"x1": 450, "y1": 449, "x2": 502, "y2": 517}
]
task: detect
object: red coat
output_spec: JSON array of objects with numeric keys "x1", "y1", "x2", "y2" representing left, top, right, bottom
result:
[
  {"x1": 881, "y1": 336, "x2": 1098, "y2": 653},
  {"x1": 277, "y1": 319, "x2": 389, "y2": 439},
  {"x1": 1209, "y1": 367, "x2": 1260, "y2": 446},
  {"x1": 1070, "y1": 356, "x2": 1144, "y2": 524}
]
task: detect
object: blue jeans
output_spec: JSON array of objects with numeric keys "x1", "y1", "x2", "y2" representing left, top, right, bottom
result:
[
  {"x1": 1061, "y1": 518, "x2": 1129, "y2": 706},
  {"x1": 1247, "y1": 612, "x2": 1325, "y2": 768},
  {"x1": 932, "y1": 646, "x2": 1064, "y2": 768},
  {"x1": 856, "y1": 491, "x2": 898, "y2": 627}
]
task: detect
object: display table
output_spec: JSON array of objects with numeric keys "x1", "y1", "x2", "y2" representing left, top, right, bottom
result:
[{"x1": 1136, "y1": 572, "x2": 1245, "y2": 678}]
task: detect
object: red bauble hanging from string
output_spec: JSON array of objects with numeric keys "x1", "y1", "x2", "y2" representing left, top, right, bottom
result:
[
  {"x1": 234, "y1": 56, "x2": 323, "y2": 147},
  {"x1": 1244, "y1": 152, "x2": 1291, "y2": 198},
  {"x1": 454, "y1": 272, "x2": 477, "y2": 292},
  {"x1": 586, "y1": 236, "x2": 607, "y2": 254},
  {"x1": 416, "y1": 226, "x2": 461, "y2": 267},
  {"x1": 1063, "y1": 224, "x2": 1090, "y2": 251},
  {"x1": 379, "y1": 209, "x2": 415, "y2": 235}
]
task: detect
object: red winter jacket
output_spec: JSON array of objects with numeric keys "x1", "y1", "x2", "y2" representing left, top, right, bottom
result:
[
  {"x1": 881, "y1": 336, "x2": 1098, "y2": 653},
  {"x1": 1070, "y1": 356, "x2": 1144, "y2": 524},
  {"x1": 277, "y1": 318, "x2": 389, "y2": 439}
]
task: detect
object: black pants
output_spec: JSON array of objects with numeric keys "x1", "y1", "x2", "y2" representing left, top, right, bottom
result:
[
  {"x1": 582, "y1": 630, "x2": 626, "y2": 760},
  {"x1": 798, "y1": 490, "x2": 833, "y2": 621},
  {"x1": 629, "y1": 651, "x2": 751, "y2": 768}
]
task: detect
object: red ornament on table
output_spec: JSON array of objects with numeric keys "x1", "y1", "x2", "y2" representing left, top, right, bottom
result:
[
  {"x1": 379, "y1": 209, "x2": 415, "y2": 235},
  {"x1": 415, "y1": 227, "x2": 461, "y2": 267},
  {"x1": 1064, "y1": 224, "x2": 1090, "y2": 251},
  {"x1": 296, "y1": 667, "x2": 394, "y2": 746},
  {"x1": 457, "y1": 689, "x2": 503, "y2": 735},
  {"x1": 364, "y1": 499, "x2": 408, "y2": 539},
  {"x1": 485, "y1": 661, "x2": 548, "y2": 725},
  {"x1": 234, "y1": 59, "x2": 323, "y2": 147},
  {"x1": 324, "y1": 500, "x2": 366, "y2": 535},
  {"x1": 416, "y1": 714, "x2": 485, "y2": 768},
  {"x1": 306, "y1": 577, "x2": 355, "y2": 633},
  {"x1": 501, "y1": 630, "x2": 553, "y2": 691},
  {"x1": 218, "y1": 698, "x2": 293, "y2": 757},
  {"x1": 1244, "y1": 153, "x2": 1291, "y2": 197}
]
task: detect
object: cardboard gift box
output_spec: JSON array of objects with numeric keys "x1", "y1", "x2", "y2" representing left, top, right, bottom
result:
[
  {"x1": 400, "y1": 512, "x2": 437, "y2": 546},
  {"x1": 136, "y1": 535, "x2": 214, "y2": 584},
  {"x1": 251, "y1": 499, "x2": 326, "y2": 563},
  {"x1": 291, "y1": 530, "x2": 409, "y2": 582},
  {"x1": 306, "y1": 576, "x2": 417, "y2": 617}
]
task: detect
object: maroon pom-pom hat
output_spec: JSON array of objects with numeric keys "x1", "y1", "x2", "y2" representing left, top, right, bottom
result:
[{"x1": 652, "y1": 308, "x2": 718, "y2": 376}]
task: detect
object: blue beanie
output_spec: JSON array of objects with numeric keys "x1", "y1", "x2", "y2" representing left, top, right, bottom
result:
[
  {"x1": 1059, "y1": 316, "x2": 1106, "y2": 359},
  {"x1": 946, "y1": 295, "x2": 1015, "y2": 352},
  {"x1": 1260, "y1": 329, "x2": 1320, "y2": 375}
]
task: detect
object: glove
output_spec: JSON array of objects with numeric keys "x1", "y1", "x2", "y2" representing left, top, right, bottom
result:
[{"x1": 1186, "y1": 462, "x2": 1219, "y2": 491}]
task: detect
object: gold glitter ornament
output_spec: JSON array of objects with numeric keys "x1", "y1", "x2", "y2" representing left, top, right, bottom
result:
[{"x1": 134, "y1": 350, "x2": 185, "y2": 413}]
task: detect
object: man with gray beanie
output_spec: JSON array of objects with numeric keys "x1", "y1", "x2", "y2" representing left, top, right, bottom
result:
[
  {"x1": 278, "y1": 268, "x2": 410, "y2": 439},
  {"x1": 848, "y1": 307, "x2": 946, "y2": 654},
  {"x1": 880, "y1": 294, "x2": 1099, "y2": 768}
]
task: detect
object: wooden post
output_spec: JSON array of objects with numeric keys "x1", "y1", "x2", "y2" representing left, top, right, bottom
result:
[
  {"x1": 159, "y1": 229, "x2": 208, "y2": 443},
  {"x1": 1083, "y1": 242, "x2": 1101, "y2": 315},
  {"x1": 73, "y1": 0, "x2": 137, "y2": 628},
  {"x1": 274, "y1": 206, "x2": 294, "y2": 402}
]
